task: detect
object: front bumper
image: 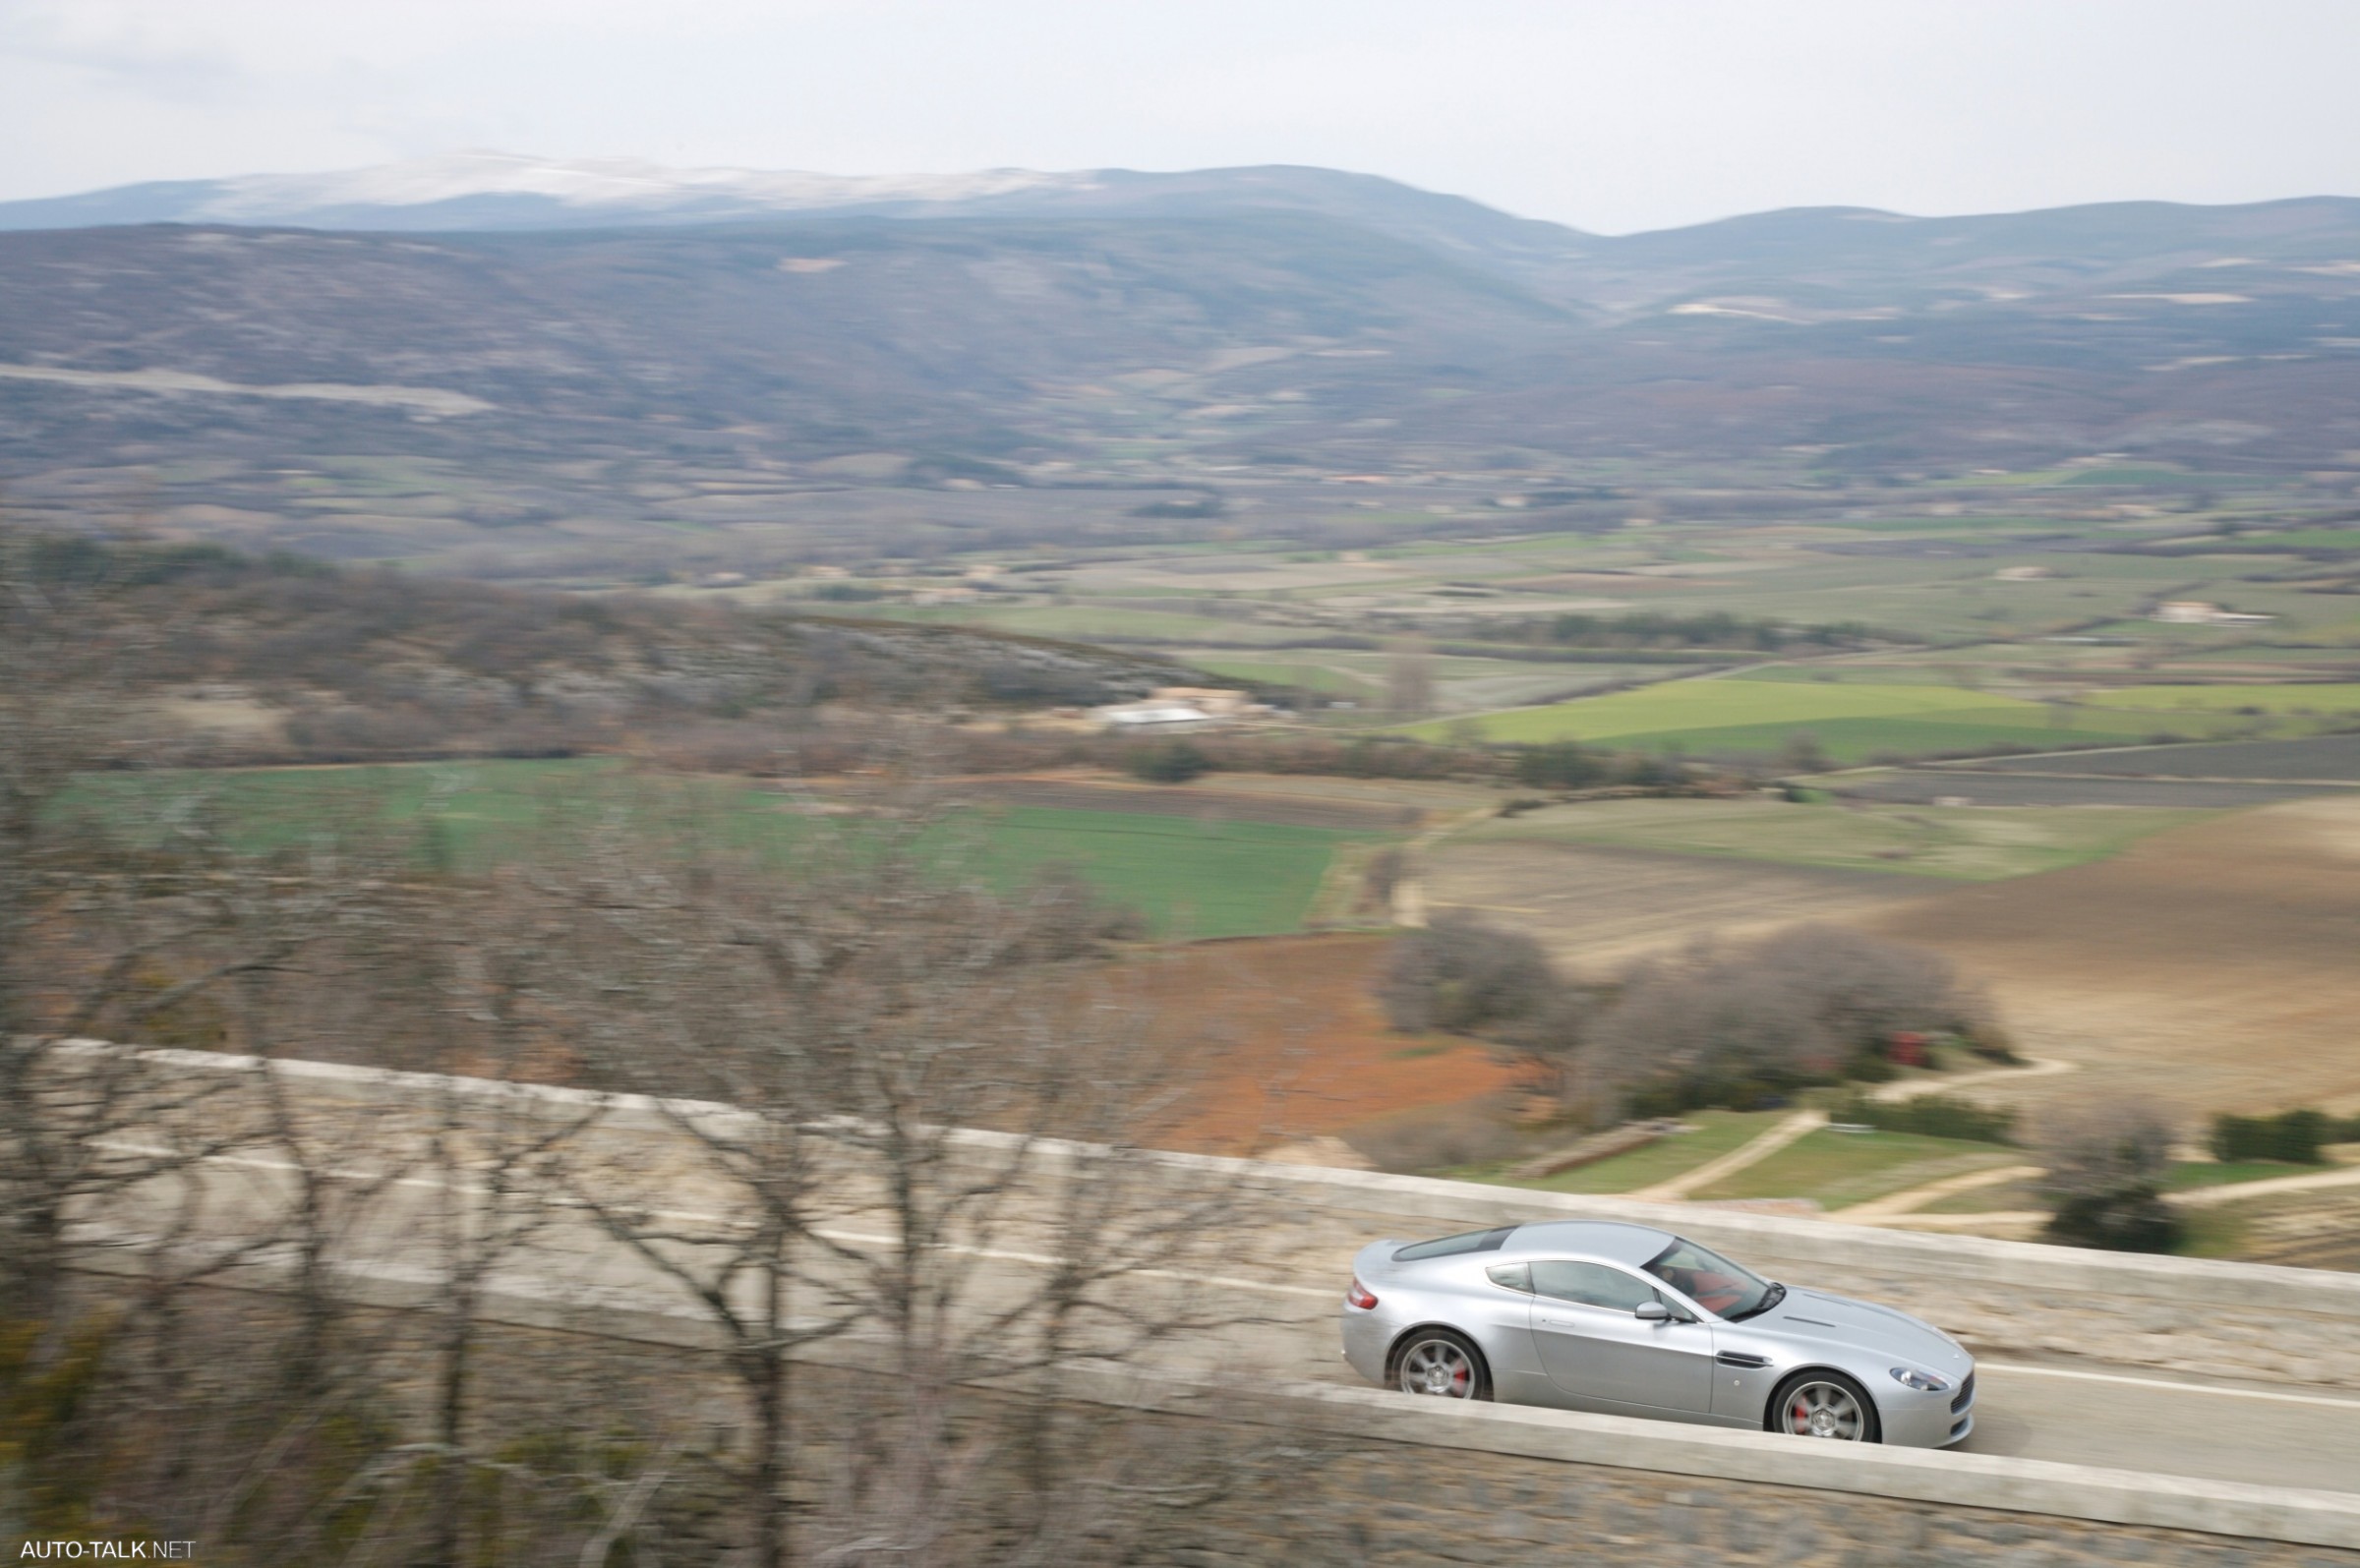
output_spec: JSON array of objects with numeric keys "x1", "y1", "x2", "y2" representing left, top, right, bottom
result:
[{"x1": 1881, "y1": 1366, "x2": 1976, "y2": 1448}]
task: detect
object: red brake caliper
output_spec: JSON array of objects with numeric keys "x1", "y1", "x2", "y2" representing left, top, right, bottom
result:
[{"x1": 1793, "y1": 1399, "x2": 1809, "y2": 1430}]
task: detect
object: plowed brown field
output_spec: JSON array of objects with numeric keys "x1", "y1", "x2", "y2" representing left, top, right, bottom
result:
[
  {"x1": 1111, "y1": 933, "x2": 1525, "y2": 1153},
  {"x1": 1859, "y1": 795, "x2": 2360, "y2": 1116},
  {"x1": 1417, "y1": 798, "x2": 2360, "y2": 1118},
  {"x1": 1421, "y1": 839, "x2": 1932, "y2": 974}
]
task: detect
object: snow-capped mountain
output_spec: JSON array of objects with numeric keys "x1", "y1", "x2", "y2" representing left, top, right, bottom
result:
[
  {"x1": 0, "y1": 150, "x2": 1094, "y2": 231},
  {"x1": 0, "y1": 151, "x2": 1591, "y2": 280},
  {"x1": 188, "y1": 150, "x2": 1085, "y2": 220}
]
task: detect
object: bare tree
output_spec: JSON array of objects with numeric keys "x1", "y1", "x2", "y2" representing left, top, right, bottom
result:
[
  {"x1": 520, "y1": 784, "x2": 1263, "y2": 1565},
  {"x1": 0, "y1": 530, "x2": 353, "y2": 1320},
  {"x1": 2036, "y1": 1100, "x2": 2183, "y2": 1253},
  {"x1": 1383, "y1": 636, "x2": 1435, "y2": 720},
  {"x1": 1377, "y1": 912, "x2": 1556, "y2": 1035},
  {"x1": 395, "y1": 887, "x2": 606, "y2": 1568},
  {"x1": 1586, "y1": 925, "x2": 2002, "y2": 1114}
]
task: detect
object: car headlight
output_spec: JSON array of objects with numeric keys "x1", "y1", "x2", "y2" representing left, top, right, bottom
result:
[{"x1": 1889, "y1": 1366, "x2": 1951, "y2": 1393}]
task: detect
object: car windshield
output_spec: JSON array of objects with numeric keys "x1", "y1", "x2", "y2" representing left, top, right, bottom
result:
[{"x1": 1641, "y1": 1238, "x2": 1774, "y2": 1320}]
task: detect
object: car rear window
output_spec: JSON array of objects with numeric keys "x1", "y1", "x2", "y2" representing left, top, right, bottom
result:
[{"x1": 1393, "y1": 1225, "x2": 1519, "y2": 1262}]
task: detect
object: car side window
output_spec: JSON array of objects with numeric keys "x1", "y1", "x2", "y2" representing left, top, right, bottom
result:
[
  {"x1": 1531, "y1": 1259, "x2": 1664, "y2": 1313},
  {"x1": 1486, "y1": 1262, "x2": 1532, "y2": 1293}
]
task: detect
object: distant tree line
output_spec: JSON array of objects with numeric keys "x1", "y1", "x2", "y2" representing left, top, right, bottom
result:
[
  {"x1": 0, "y1": 527, "x2": 1200, "y2": 767},
  {"x1": 1496, "y1": 610, "x2": 1907, "y2": 652}
]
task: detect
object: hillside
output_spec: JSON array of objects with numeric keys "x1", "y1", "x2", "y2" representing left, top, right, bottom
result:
[
  {"x1": 4, "y1": 532, "x2": 1199, "y2": 766},
  {"x1": 1, "y1": 159, "x2": 2357, "y2": 575}
]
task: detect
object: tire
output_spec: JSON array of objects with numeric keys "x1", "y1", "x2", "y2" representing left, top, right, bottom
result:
[
  {"x1": 1768, "y1": 1369, "x2": 1881, "y2": 1443},
  {"x1": 1391, "y1": 1328, "x2": 1491, "y2": 1402}
]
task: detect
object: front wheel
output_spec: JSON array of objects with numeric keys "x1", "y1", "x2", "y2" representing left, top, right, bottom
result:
[
  {"x1": 1769, "y1": 1370, "x2": 1880, "y2": 1442},
  {"x1": 1392, "y1": 1329, "x2": 1490, "y2": 1401}
]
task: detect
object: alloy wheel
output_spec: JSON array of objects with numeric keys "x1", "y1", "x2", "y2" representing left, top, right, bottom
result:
[
  {"x1": 1397, "y1": 1338, "x2": 1477, "y2": 1399},
  {"x1": 1783, "y1": 1379, "x2": 1866, "y2": 1439}
]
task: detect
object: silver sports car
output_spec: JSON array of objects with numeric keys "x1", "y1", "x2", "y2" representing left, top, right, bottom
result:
[{"x1": 1340, "y1": 1219, "x2": 1974, "y2": 1447}]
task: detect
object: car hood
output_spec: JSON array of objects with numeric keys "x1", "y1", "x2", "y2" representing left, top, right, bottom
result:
[{"x1": 1743, "y1": 1286, "x2": 1972, "y2": 1376}]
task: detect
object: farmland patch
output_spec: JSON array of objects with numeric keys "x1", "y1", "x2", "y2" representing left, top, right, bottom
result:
[
  {"x1": 1859, "y1": 796, "x2": 2360, "y2": 1114},
  {"x1": 1418, "y1": 839, "x2": 1933, "y2": 972},
  {"x1": 61, "y1": 761, "x2": 1384, "y2": 940},
  {"x1": 1403, "y1": 679, "x2": 2163, "y2": 759},
  {"x1": 1112, "y1": 934, "x2": 1528, "y2": 1154},
  {"x1": 1957, "y1": 733, "x2": 2360, "y2": 782},
  {"x1": 1459, "y1": 795, "x2": 2212, "y2": 881},
  {"x1": 1690, "y1": 1129, "x2": 2022, "y2": 1207},
  {"x1": 1834, "y1": 771, "x2": 2333, "y2": 808}
]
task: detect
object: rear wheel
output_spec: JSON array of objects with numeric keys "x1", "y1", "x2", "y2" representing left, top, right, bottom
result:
[
  {"x1": 1392, "y1": 1329, "x2": 1490, "y2": 1401},
  {"x1": 1769, "y1": 1370, "x2": 1880, "y2": 1442}
]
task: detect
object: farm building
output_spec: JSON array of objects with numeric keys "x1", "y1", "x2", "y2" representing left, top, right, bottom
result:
[
  {"x1": 2154, "y1": 601, "x2": 2274, "y2": 626},
  {"x1": 1090, "y1": 687, "x2": 1268, "y2": 731}
]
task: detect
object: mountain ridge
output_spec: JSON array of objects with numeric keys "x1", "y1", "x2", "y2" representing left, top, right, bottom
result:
[
  {"x1": 3, "y1": 156, "x2": 2358, "y2": 570},
  {"x1": 12, "y1": 153, "x2": 2358, "y2": 318}
]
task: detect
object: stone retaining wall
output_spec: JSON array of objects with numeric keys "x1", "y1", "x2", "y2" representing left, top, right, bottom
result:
[
  {"x1": 83, "y1": 1043, "x2": 2360, "y2": 1391},
  {"x1": 1215, "y1": 1160, "x2": 2360, "y2": 1391},
  {"x1": 1179, "y1": 1433, "x2": 2360, "y2": 1567},
  {"x1": 69, "y1": 1239, "x2": 2360, "y2": 1557}
]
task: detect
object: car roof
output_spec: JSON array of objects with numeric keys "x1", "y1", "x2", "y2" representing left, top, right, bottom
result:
[{"x1": 1500, "y1": 1220, "x2": 1676, "y2": 1268}]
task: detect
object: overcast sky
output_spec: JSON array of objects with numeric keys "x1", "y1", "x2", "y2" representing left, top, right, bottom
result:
[{"x1": 4, "y1": 0, "x2": 2356, "y2": 234}]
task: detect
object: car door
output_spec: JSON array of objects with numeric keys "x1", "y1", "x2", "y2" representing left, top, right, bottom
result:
[{"x1": 1527, "y1": 1259, "x2": 1717, "y2": 1415}]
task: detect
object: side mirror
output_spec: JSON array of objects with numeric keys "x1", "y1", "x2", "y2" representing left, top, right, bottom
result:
[{"x1": 1634, "y1": 1301, "x2": 1672, "y2": 1323}]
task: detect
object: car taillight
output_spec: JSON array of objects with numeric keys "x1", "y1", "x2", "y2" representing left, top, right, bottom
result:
[{"x1": 1346, "y1": 1278, "x2": 1379, "y2": 1310}]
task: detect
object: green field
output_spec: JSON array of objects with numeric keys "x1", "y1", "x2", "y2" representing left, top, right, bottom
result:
[
  {"x1": 1691, "y1": 1129, "x2": 2022, "y2": 1207},
  {"x1": 1453, "y1": 1110, "x2": 1790, "y2": 1192},
  {"x1": 2083, "y1": 683, "x2": 2360, "y2": 717},
  {"x1": 2257, "y1": 529, "x2": 2360, "y2": 551},
  {"x1": 1401, "y1": 677, "x2": 2163, "y2": 758},
  {"x1": 2163, "y1": 1160, "x2": 2325, "y2": 1191},
  {"x1": 964, "y1": 806, "x2": 1371, "y2": 937},
  {"x1": 1919, "y1": 1159, "x2": 2328, "y2": 1218},
  {"x1": 1184, "y1": 655, "x2": 1381, "y2": 699},
  {"x1": 58, "y1": 761, "x2": 1378, "y2": 940},
  {"x1": 1460, "y1": 795, "x2": 2212, "y2": 881}
]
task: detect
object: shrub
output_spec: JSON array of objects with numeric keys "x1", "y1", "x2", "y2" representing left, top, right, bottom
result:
[
  {"x1": 2036, "y1": 1101, "x2": 2183, "y2": 1253},
  {"x1": 1357, "y1": 847, "x2": 1406, "y2": 914},
  {"x1": 1511, "y1": 741, "x2": 1608, "y2": 791},
  {"x1": 1124, "y1": 740, "x2": 1210, "y2": 784},
  {"x1": 2210, "y1": 1109, "x2": 2331, "y2": 1165},
  {"x1": 1827, "y1": 1092, "x2": 2016, "y2": 1144},
  {"x1": 1587, "y1": 927, "x2": 1999, "y2": 1113},
  {"x1": 1008, "y1": 864, "x2": 1149, "y2": 958},
  {"x1": 1379, "y1": 914, "x2": 1557, "y2": 1035}
]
